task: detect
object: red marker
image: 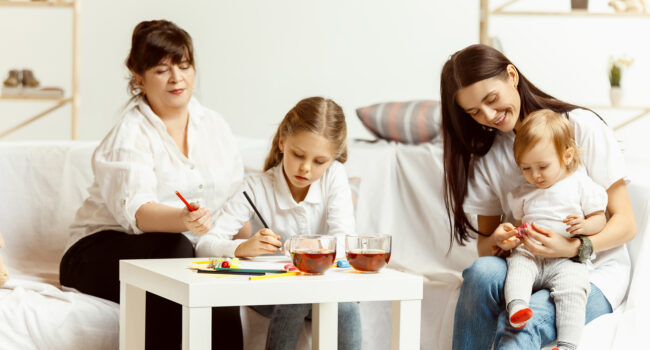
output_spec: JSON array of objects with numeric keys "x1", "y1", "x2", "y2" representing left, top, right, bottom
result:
[{"x1": 175, "y1": 191, "x2": 195, "y2": 212}]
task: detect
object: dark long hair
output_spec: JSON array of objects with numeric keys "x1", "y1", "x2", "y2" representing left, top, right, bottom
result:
[
  {"x1": 125, "y1": 19, "x2": 195, "y2": 97},
  {"x1": 441, "y1": 44, "x2": 584, "y2": 246},
  {"x1": 263, "y1": 97, "x2": 348, "y2": 171}
]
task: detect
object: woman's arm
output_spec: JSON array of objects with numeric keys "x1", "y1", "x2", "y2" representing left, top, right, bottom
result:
[
  {"x1": 476, "y1": 215, "x2": 520, "y2": 257},
  {"x1": 524, "y1": 179, "x2": 637, "y2": 257},
  {"x1": 135, "y1": 201, "x2": 211, "y2": 234},
  {"x1": 591, "y1": 179, "x2": 637, "y2": 251}
]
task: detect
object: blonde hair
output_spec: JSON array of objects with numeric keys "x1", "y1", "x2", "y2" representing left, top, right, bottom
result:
[
  {"x1": 263, "y1": 97, "x2": 348, "y2": 171},
  {"x1": 513, "y1": 109, "x2": 581, "y2": 172}
]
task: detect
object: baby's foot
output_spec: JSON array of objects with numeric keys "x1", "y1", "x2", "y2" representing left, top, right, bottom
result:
[
  {"x1": 553, "y1": 341, "x2": 577, "y2": 350},
  {"x1": 509, "y1": 308, "x2": 533, "y2": 329},
  {"x1": 507, "y1": 299, "x2": 533, "y2": 329}
]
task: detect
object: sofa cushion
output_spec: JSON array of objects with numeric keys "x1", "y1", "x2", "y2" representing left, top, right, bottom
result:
[
  {"x1": 356, "y1": 100, "x2": 442, "y2": 144},
  {"x1": 0, "y1": 142, "x2": 97, "y2": 285}
]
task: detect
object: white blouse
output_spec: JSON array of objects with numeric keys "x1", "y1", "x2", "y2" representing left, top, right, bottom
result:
[
  {"x1": 508, "y1": 170, "x2": 608, "y2": 237},
  {"x1": 464, "y1": 108, "x2": 631, "y2": 309},
  {"x1": 67, "y1": 97, "x2": 244, "y2": 250},
  {"x1": 195, "y1": 161, "x2": 356, "y2": 258}
]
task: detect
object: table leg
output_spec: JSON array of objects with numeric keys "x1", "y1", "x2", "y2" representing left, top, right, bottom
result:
[
  {"x1": 119, "y1": 282, "x2": 146, "y2": 350},
  {"x1": 391, "y1": 299, "x2": 421, "y2": 350},
  {"x1": 312, "y1": 302, "x2": 338, "y2": 350},
  {"x1": 182, "y1": 306, "x2": 211, "y2": 350}
]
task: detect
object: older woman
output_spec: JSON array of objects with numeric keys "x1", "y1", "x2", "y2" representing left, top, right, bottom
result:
[{"x1": 60, "y1": 20, "x2": 245, "y2": 349}]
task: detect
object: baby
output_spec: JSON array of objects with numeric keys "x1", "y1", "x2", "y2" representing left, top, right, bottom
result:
[{"x1": 505, "y1": 109, "x2": 608, "y2": 350}]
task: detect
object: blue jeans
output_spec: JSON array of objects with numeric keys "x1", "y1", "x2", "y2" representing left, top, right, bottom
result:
[
  {"x1": 452, "y1": 256, "x2": 612, "y2": 350},
  {"x1": 251, "y1": 302, "x2": 361, "y2": 350}
]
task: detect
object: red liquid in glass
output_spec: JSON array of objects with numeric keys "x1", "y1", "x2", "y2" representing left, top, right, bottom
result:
[
  {"x1": 346, "y1": 249, "x2": 391, "y2": 272},
  {"x1": 292, "y1": 249, "x2": 336, "y2": 274}
]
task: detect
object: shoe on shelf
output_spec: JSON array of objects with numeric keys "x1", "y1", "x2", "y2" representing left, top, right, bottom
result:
[
  {"x1": 22, "y1": 69, "x2": 40, "y2": 88},
  {"x1": 3, "y1": 70, "x2": 21, "y2": 88}
]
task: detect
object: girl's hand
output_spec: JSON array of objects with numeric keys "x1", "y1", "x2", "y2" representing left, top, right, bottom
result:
[
  {"x1": 492, "y1": 223, "x2": 521, "y2": 252},
  {"x1": 563, "y1": 215, "x2": 586, "y2": 235},
  {"x1": 234, "y1": 228, "x2": 282, "y2": 258},
  {"x1": 522, "y1": 222, "x2": 580, "y2": 258},
  {"x1": 181, "y1": 202, "x2": 211, "y2": 235}
]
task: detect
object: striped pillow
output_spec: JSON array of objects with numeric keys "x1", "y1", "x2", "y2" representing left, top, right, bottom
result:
[{"x1": 356, "y1": 100, "x2": 441, "y2": 144}]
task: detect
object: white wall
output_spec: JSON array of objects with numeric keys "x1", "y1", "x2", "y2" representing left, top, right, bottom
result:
[
  {"x1": 1, "y1": 0, "x2": 649, "y2": 149},
  {"x1": 0, "y1": 0, "x2": 477, "y2": 141}
]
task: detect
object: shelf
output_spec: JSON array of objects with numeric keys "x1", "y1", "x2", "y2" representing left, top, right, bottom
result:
[
  {"x1": 486, "y1": 0, "x2": 650, "y2": 17},
  {"x1": 491, "y1": 10, "x2": 650, "y2": 18},
  {"x1": 0, "y1": 0, "x2": 73, "y2": 7},
  {"x1": 0, "y1": 96, "x2": 69, "y2": 101},
  {"x1": 0, "y1": 0, "x2": 78, "y2": 139},
  {"x1": 585, "y1": 105, "x2": 650, "y2": 131},
  {"x1": 585, "y1": 105, "x2": 650, "y2": 110},
  {"x1": 0, "y1": 97, "x2": 72, "y2": 138}
]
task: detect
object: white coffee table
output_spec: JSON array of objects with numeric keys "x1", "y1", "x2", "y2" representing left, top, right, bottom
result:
[{"x1": 119, "y1": 258, "x2": 423, "y2": 350}]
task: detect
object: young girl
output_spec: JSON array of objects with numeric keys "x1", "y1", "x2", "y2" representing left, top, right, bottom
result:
[
  {"x1": 196, "y1": 96, "x2": 361, "y2": 350},
  {"x1": 504, "y1": 109, "x2": 607, "y2": 350}
]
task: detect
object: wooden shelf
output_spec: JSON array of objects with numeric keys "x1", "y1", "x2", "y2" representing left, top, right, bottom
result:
[
  {"x1": 585, "y1": 106, "x2": 650, "y2": 131},
  {"x1": 491, "y1": 9, "x2": 650, "y2": 18},
  {"x1": 586, "y1": 105, "x2": 650, "y2": 110},
  {"x1": 0, "y1": 0, "x2": 78, "y2": 139},
  {"x1": 0, "y1": 96, "x2": 69, "y2": 101},
  {"x1": 0, "y1": 0, "x2": 73, "y2": 7}
]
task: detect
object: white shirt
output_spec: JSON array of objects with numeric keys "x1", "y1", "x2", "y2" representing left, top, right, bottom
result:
[
  {"x1": 464, "y1": 108, "x2": 631, "y2": 309},
  {"x1": 508, "y1": 170, "x2": 608, "y2": 237},
  {"x1": 68, "y1": 97, "x2": 244, "y2": 250},
  {"x1": 195, "y1": 161, "x2": 356, "y2": 258}
]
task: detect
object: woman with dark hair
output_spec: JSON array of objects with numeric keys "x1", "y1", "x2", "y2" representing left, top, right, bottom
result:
[
  {"x1": 59, "y1": 20, "x2": 244, "y2": 349},
  {"x1": 440, "y1": 44, "x2": 636, "y2": 349}
]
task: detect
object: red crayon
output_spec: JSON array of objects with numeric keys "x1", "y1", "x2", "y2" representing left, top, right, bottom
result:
[{"x1": 175, "y1": 191, "x2": 195, "y2": 212}]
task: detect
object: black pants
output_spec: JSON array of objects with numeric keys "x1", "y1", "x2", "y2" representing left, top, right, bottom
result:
[{"x1": 60, "y1": 230, "x2": 243, "y2": 350}]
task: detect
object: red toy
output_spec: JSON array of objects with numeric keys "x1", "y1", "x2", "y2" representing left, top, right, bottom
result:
[{"x1": 516, "y1": 223, "x2": 529, "y2": 239}]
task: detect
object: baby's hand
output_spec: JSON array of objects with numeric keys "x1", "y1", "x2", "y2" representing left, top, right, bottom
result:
[
  {"x1": 182, "y1": 202, "x2": 211, "y2": 235},
  {"x1": 563, "y1": 215, "x2": 585, "y2": 235},
  {"x1": 492, "y1": 223, "x2": 521, "y2": 252}
]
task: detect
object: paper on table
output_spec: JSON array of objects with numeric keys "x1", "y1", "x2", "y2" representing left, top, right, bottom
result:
[{"x1": 191, "y1": 257, "x2": 289, "y2": 272}]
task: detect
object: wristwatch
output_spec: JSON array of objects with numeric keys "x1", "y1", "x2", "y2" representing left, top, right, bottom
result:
[{"x1": 571, "y1": 235, "x2": 593, "y2": 263}]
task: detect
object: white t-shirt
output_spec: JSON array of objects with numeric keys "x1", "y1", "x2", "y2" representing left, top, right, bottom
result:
[
  {"x1": 464, "y1": 108, "x2": 631, "y2": 309},
  {"x1": 508, "y1": 170, "x2": 608, "y2": 237},
  {"x1": 68, "y1": 97, "x2": 244, "y2": 250},
  {"x1": 195, "y1": 161, "x2": 356, "y2": 258}
]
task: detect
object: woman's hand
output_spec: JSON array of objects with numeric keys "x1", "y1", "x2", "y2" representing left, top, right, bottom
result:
[
  {"x1": 522, "y1": 222, "x2": 580, "y2": 258},
  {"x1": 181, "y1": 202, "x2": 211, "y2": 235},
  {"x1": 234, "y1": 228, "x2": 282, "y2": 258},
  {"x1": 492, "y1": 223, "x2": 521, "y2": 251}
]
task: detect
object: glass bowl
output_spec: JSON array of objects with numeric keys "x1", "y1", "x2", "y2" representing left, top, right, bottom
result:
[
  {"x1": 345, "y1": 234, "x2": 392, "y2": 273},
  {"x1": 289, "y1": 235, "x2": 337, "y2": 274}
]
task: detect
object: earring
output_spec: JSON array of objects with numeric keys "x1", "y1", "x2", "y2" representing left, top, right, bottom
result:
[{"x1": 481, "y1": 125, "x2": 495, "y2": 132}]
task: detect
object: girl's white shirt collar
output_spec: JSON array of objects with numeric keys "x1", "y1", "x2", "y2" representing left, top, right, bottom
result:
[{"x1": 272, "y1": 163, "x2": 323, "y2": 209}]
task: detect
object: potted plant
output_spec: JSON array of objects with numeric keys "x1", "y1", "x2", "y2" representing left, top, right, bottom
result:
[{"x1": 608, "y1": 56, "x2": 634, "y2": 106}]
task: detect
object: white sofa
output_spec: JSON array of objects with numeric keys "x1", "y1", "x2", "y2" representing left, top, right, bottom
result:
[{"x1": 0, "y1": 139, "x2": 648, "y2": 349}]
